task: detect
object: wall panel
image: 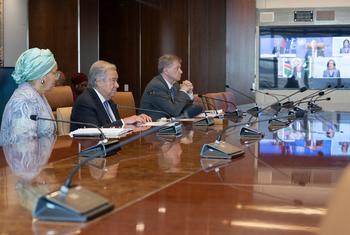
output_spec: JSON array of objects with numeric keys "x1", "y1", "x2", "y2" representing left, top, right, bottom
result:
[
  {"x1": 226, "y1": 0, "x2": 256, "y2": 104},
  {"x1": 29, "y1": 0, "x2": 78, "y2": 80},
  {"x1": 99, "y1": 0, "x2": 140, "y2": 101}
]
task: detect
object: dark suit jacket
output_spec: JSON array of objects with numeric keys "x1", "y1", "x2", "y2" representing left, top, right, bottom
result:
[
  {"x1": 305, "y1": 48, "x2": 324, "y2": 58},
  {"x1": 292, "y1": 68, "x2": 309, "y2": 88},
  {"x1": 70, "y1": 88, "x2": 123, "y2": 131},
  {"x1": 284, "y1": 77, "x2": 299, "y2": 88},
  {"x1": 139, "y1": 75, "x2": 195, "y2": 120}
]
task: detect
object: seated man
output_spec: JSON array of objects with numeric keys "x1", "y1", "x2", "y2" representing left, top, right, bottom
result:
[
  {"x1": 70, "y1": 60, "x2": 151, "y2": 131},
  {"x1": 140, "y1": 54, "x2": 202, "y2": 120}
]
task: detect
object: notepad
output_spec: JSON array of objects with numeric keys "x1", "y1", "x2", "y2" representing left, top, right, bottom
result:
[
  {"x1": 69, "y1": 128, "x2": 132, "y2": 138},
  {"x1": 196, "y1": 109, "x2": 224, "y2": 118}
]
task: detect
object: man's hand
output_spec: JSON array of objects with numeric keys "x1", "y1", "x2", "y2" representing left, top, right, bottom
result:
[
  {"x1": 123, "y1": 114, "x2": 152, "y2": 124},
  {"x1": 180, "y1": 80, "x2": 193, "y2": 93}
]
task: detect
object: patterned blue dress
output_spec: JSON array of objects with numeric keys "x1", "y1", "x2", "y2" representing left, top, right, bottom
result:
[{"x1": 0, "y1": 83, "x2": 56, "y2": 145}]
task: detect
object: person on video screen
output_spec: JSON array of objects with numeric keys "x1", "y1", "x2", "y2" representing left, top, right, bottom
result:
[
  {"x1": 323, "y1": 59, "x2": 340, "y2": 78},
  {"x1": 292, "y1": 58, "x2": 308, "y2": 88},
  {"x1": 272, "y1": 37, "x2": 286, "y2": 55},
  {"x1": 305, "y1": 39, "x2": 325, "y2": 58},
  {"x1": 340, "y1": 39, "x2": 350, "y2": 54}
]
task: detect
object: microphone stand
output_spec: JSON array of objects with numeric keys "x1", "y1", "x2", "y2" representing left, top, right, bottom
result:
[
  {"x1": 200, "y1": 115, "x2": 294, "y2": 159},
  {"x1": 225, "y1": 85, "x2": 262, "y2": 116},
  {"x1": 33, "y1": 123, "x2": 169, "y2": 222},
  {"x1": 198, "y1": 94, "x2": 243, "y2": 118},
  {"x1": 116, "y1": 104, "x2": 171, "y2": 119},
  {"x1": 30, "y1": 115, "x2": 110, "y2": 158}
]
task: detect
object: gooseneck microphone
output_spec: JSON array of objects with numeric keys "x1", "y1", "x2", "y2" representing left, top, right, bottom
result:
[
  {"x1": 255, "y1": 87, "x2": 308, "y2": 116},
  {"x1": 251, "y1": 88, "x2": 282, "y2": 111},
  {"x1": 226, "y1": 85, "x2": 261, "y2": 116},
  {"x1": 292, "y1": 85, "x2": 331, "y2": 107},
  {"x1": 33, "y1": 122, "x2": 170, "y2": 222},
  {"x1": 198, "y1": 94, "x2": 243, "y2": 118},
  {"x1": 30, "y1": 115, "x2": 108, "y2": 144},
  {"x1": 226, "y1": 85, "x2": 257, "y2": 104},
  {"x1": 200, "y1": 114, "x2": 295, "y2": 159},
  {"x1": 116, "y1": 104, "x2": 172, "y2": 119}
]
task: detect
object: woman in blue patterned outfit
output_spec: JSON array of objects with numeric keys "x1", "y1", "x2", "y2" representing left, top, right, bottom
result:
[{"x1": 0, "y1": 48, "x2": 59, "y2": 145}]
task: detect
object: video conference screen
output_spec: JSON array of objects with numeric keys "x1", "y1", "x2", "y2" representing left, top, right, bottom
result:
[{"x1": 259, "y1": 25, "x2": 350, "y2": 89}]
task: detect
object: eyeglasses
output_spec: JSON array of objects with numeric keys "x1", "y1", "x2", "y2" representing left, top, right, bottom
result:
[{"x1": 53, "y1": 71, "x2": 61, "y2": 80}]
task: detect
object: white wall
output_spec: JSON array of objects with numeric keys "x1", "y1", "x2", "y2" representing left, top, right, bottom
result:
[
  {"x1": 257, "y1": 0, "x2": 350, "y2": 9},
  {"x1": 3, "y1": 0, "x2": 28, "y2": 67}
]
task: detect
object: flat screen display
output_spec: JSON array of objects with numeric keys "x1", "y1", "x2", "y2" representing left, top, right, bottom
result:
[{"x1": 259, "y1": 25, "x2": 350, "y2": 89}]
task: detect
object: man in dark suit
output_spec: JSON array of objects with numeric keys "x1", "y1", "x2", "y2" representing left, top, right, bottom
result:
[
  {"x1": 140, "y1": 54, "x2": 202, "y2": 120},
  {"x1": 70, "y1": 60, "x2": 151, "y2": 131}
]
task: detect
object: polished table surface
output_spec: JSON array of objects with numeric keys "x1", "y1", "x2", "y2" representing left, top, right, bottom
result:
[{"x1": 1, "y1": 111, "x2": 350, "y2": 234}]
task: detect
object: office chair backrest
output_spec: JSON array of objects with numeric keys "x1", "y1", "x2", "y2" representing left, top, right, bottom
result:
[
  {"x1": 45, "y1": 86, "x2": 73, "y2": 117},
  {"x1": 56, "y1": 107, "x2": 72, "y2": 136},
  {"x1": 111, "y1": 92, "x2": 136, "y2": 118},
  {"x1": 203, "y1": 92, "x2": 237, "y2": 112}
]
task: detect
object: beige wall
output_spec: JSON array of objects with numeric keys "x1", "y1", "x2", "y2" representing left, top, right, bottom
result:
[
  {"x1": 257, "y1": 0, "x2": 350, "y2": 9},
  {"x1": 3, "y1": 0, "x2": 28, "y2": 66}
]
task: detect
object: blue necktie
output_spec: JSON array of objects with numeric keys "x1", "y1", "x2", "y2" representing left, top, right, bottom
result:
[
  {"x1": 103, "y1": 101, "x2": 115, "y2": 122},
  {"x1": 170, "y1": 87, "x2": 176, "y2": 102}
]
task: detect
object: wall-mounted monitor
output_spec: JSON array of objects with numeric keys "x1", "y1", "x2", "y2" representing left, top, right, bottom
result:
[{"x1": 259, "y1": 25, "x2": 350, "y2": 90}]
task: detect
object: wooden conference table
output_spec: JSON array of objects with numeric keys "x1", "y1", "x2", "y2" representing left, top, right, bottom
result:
[{"x1": 1, "y1": 111, "x2": 350, "y2": 235}]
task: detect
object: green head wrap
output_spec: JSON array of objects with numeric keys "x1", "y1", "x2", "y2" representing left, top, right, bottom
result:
[{"x1": 12, "y1": 48, "x2": 57, "y2": 85}]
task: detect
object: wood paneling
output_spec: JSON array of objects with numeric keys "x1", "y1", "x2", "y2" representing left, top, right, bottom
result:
[
  {"x1": 99, "y1": 0, "x2": 140, "y2": 103},
  {"x1": 80, "y1": 0, "x2": 99, "y2": 74},
  {"x1": 189, "y1": 0, "x2": 226, "y2": 95},
  {"x1": 226, "y1": 0, "x2": 256, "y2": 104},
  {"x1": 139, "y1": 0, "x2": 161, "y2": 99},
  {"x1": 28, "y1": 0, "x2": 78, "y2": 81},
  {"x1": 99, "y1": 0, "x2": 226, "y2": 104},
  {"x1": 28, "y1": 0, "x2": 254, "y2": 105}
]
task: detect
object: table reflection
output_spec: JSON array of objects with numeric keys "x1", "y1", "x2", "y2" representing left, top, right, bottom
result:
[
  {"x1": 3, "y1": 136, "x2": 57, "y2": 211},
  {"x1": 3, "y1": 136, "x2": 56, "y2": 181},
  {"x1": 259, "y1": 112, "x2": 350, "y2": 157}
]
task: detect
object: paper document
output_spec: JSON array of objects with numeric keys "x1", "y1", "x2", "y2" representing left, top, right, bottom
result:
[
  {"x1": 69, "y1": 128, "x2": 132, "y2": 138},
  {"x1": 141, "y1": 122, "x2": 176, "y2": 127},
  {"x1": 196, "y1": 109, "x2": 224, "y2": 118}
]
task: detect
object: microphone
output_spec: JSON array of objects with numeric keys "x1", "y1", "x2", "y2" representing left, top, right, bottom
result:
[
  {"x1": 198, "y1": 94, "x2": 243, "y2": 118},
  {"x1": 33, "y1": 123, "x2": 170, "y2": 222},
  {"x1": 30, "y1": 115, "x2": 111, "y2": 157},
  {"x1": 255, "y1": 87, "x2": 308, "y2": 116},
  {"x1": 307, "y1": 95, "x2": 332, "y2": 113},
  {"x1": 200, "y1": 114, "x2": 294, "y2": 159},
  {"x1": 292, "y1": 85, "x2": 332, "y2": 108},
  {"x1": 198, "y1": 94, "x2": 220, "y2": 116},
  {"x1": 226, "y1": 85, "x2": 261, "y2": 117},
  {"x1": 116, "y1": 104, "x2": 171, "y2": 119},
  {"x1": 250, "y1": 88, "x2": 289, "y2": 111},
  {"x1": 192, "y1": 95, "x2": 215, "y2": 126},
  {"x1": 30, "y1": 115, "x2": 108, "y2": 142},
  {"x1": 226, "y1": 85, "x2": 257, "y2": 104}
]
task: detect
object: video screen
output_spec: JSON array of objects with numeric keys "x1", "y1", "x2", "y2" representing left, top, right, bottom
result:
[
  {"x1": 259, "y1": 25, "x2": 350, "y2": 89},
  {"x1": 259, "y1": 112, "x2": 350, "y2": 157}
]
